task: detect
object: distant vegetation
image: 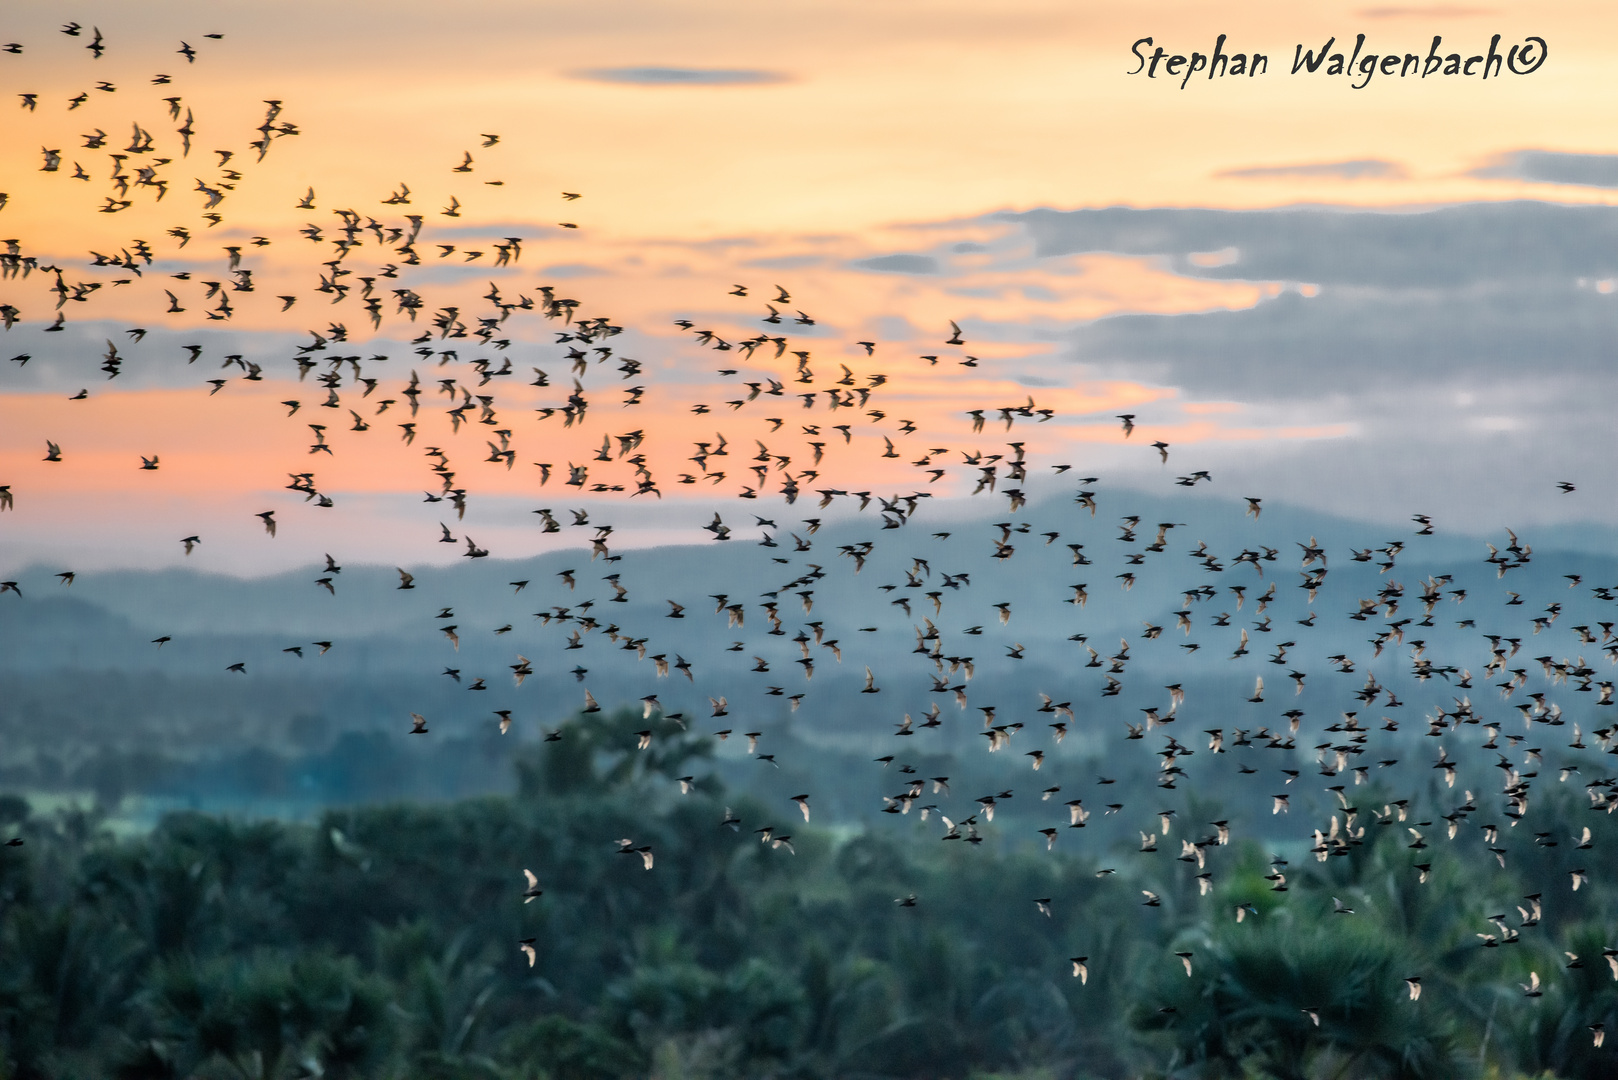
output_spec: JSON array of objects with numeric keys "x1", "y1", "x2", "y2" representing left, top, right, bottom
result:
[{"x1": 2, "y1": 708, "x2": 1616, "y2": 1080}]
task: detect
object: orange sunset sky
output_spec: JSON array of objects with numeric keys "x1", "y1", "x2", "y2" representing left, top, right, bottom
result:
[{"x1": 1, "y1": 0, "x2": 1615, "y2": 573}]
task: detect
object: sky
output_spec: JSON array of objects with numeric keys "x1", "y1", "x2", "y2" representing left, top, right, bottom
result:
[{"x1": 2, "y1": 0, "x2": 1617, "y2": 575}]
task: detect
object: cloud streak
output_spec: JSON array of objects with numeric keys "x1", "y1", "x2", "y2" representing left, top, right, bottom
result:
[
  {"x1": 852, "y1": 253, "x2": 940, "y2": 274},
  {"x1": 1216, "y1": 159, "x2": 1407, "y2": 181},
  {"x1": 1471, "y1": 150, "x2": 1618, "y2": 188},
  {"x1": 1008, "y1": 201, "x2": 1618, "y2": 287},
  {"x1": 568, "y1": 66, "x2": 789, "y2": 86}
]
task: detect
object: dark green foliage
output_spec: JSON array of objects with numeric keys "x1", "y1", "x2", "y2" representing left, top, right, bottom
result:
[{"x1": 0, "y1": 715, "x2": 1614, "y2": 1079}]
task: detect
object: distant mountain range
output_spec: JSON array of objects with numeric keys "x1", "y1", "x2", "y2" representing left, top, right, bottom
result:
[{"x1": 3, "y1": 491, "x2": 1615, "y2": 828}]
